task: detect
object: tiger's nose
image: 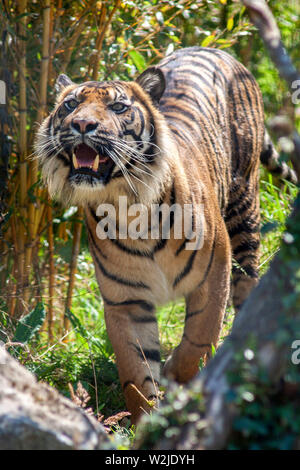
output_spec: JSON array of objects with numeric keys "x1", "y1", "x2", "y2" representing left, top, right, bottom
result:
[{"x1": 71, "y1": 118, "x2": 98, "y2": 134}]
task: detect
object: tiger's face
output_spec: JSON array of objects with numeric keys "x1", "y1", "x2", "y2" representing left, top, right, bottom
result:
[{"x1": 35, "y1": 69, "x2": 173, "y2": 205}]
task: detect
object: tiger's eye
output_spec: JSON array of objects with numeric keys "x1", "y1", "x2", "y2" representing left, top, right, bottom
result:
[
  {"x1": 65, "y1": 99, "x2": 78, "y2": 111},
  {"x1": 110, "y1": 102, "x2": 129, "y2": 113}
]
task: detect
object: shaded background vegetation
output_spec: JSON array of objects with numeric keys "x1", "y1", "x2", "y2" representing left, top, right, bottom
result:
[{"x1": 0, "y1": 0, "x2": 299, "y2": 446}]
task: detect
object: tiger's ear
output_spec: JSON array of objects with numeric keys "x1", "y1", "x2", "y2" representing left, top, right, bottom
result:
[
  {"x1": 135, "y1": 67, "x2": 165, "y2": 104},
  {"x1": 55, "y1": 74, "x2": 74, "y2": 93}
]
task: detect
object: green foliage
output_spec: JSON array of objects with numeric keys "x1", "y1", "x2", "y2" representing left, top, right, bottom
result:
[
  {"x1": 259, "y1": 175, "x2": 298, "y2": 275},
  {"x1": 135, "y1": 379, "x2": 205, "y2": 449},
  {"x1": 12, "y1": 303, "x2": 46, "y2": 344},
  {"x1": 21, "y1": 309, "x2": 124, "y2": 420},
  {"x1": 226, "y1": 336, "x2": 300, "y2": 450}
]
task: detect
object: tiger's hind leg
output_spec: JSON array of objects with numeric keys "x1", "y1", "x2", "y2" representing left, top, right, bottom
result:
[{"x1": 226, "y1": 178, "x2": 260, "y2": 312}]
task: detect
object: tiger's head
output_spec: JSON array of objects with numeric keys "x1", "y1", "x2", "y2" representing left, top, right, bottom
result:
[{"x1": 35, "y1": 68, "x2": 175, "y2": 206}]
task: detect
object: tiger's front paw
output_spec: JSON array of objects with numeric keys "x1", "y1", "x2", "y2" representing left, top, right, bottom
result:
[{"x1": 163, "y1": 348, "x2": 199, "y2": 384}]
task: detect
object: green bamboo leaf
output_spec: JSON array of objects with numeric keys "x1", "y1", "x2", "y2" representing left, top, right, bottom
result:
[
  {"x1": 13, "y1": 303, "x2": 46, "y2": 344},
  {"x1": 227, "y1": 17, "x2": 234, "y2": 31},
  {"x1": 128, "y1": 50, "x2": 146, "y2": 73},
  {"x1": 201, "y1": 34, "x2": 215, "y2": 48}
]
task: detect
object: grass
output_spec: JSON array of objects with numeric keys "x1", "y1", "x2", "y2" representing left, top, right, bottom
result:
[{"x1": 3, "y1": 171, "x2": 298, "y2": 446}]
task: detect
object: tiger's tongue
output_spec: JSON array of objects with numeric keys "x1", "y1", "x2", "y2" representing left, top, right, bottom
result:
[{"x1": 75, "y1": 143, "x2": 97, "y2": 167}]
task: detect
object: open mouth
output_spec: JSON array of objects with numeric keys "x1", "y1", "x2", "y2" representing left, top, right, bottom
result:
[{"x1": 69, "y1": 143, "x2": 115, "y2": 184}]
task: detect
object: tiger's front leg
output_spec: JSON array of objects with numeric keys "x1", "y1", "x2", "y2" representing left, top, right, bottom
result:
[
  {"x1": 163, "y1": 226, "x2": 231, "y2": 383},
  {"x1": 104, "y1": 301, "x2": 160, "y2": 424}
]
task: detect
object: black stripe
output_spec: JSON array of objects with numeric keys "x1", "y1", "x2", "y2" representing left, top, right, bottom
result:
[
  {"x1": 171, "y1": 78, "x2": 217, "y2": 112},
  {"x1": 226, "y1": 188, "x2": 252, "y2": 213},
  {"x1": 270, "y1": 166, "x2": 284, "y2": 176},
  {"x1": 123, "y1": 127, "x2": 141, "y2": 141},
  {"x1": 225, "y1": 197, "x2": 254, "y2": 223},
  {"x1": 176, "y1": 204, "x2": 195, "y2": 256},
  {"x1": 152, "y1": 181, "x2": 175, "y2": 253},
  {"x1": 161, "y1": 91, "x2": 209, "y2": 122},
  {"x1": 173, "y1": 248, "x2": 198, "y2": 288},
  {"x1": 142, "y1": 376, "x2": 159, "y2": 387},
  {"x1": 135, "y1": 106, "x2": 145, "y2": 137},
  {"x1": 197, "y1": 228, "x2": 216, "y2": 289},
  {"x1": 89, "y1": 207, "x2": 99, "y2": 223},
  {"x1": 173, "y1": 222, "x2": 203, "y2": 288},
  {"x1": 183, "y1": 333, "x2": 212, "y2": 349},
  {"x1": 103, "y1": 296, "x2": 154, "y2": 312},
  {"x1": 170, "y1": 126, "x2": 187, "y2": 143},
  {"x1": 147, "y1": 394, "x2": 158, "y2": 401},
  {"x1": 161, "y1": 48, "x2": 230, "y2": 85},
  {"x1": 109, "y1": 238, "x2": 154, "y2": 258},
  {"x1": 132, "y1": 315, "x2": 156, "y2": 323},
  {"x1": 123, "y1": 380, "x2": 134, "y2": 391},
  {"x1": 232, "y1": 264, "x2": 258, "y2": 279},
  {"x1": 153, "y1": 237, "x2": 168, "y2": 253},
  {"x1": 176, "y1": 67, "x2": 226, "y2": 116},
  {"x1": 86, "y1": 220, "x2": 108, "y2": 259},
  {"x1": 184, "y1": 55, "x2": 228, "y2": 85},
  {"x1": 186, "y1": 299, "x2": 209, "y2": 320},
  {"x1": 234, "y1": 239, "x2": 260, "y2": 256},
  {"x1": 176, "y1": 240, "x2": 188, "y2": 256},
  {"x1": 89, "y1": 207, "x2": 154, "y2": 258},
  {"x1": 47, "y1": 114, "x2": 54, "y2": 136},
  {"x1": 162, "y1": 88, "x2": 217, "y2": 130},
  {"x1": 135, "y1": 347, "x2": 161, "y2": 362},
  {"x1": 162, "y1": 104, "x2": 198, "y2": 124},
  {"x1": 260, "y1": 144, "x2": 272, "y2": 166},
  {"x1": 228, "y1": 220, "x2": 260, "y2": 238},
  {"x1": 56, "y1": 153, "x2": 69, "y2": 166},
  {"x1": 234, "y1": 253, "x2": 257, "y2": 265},
  {"x1": 170, "y1": 181, "x2": 176, "y2": 205},
  {"x1": 90, "y1": 240, "x2": 149, "y2": 289}
]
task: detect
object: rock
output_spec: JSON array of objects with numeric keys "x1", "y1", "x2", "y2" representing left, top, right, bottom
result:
[{"x1": 0, "y1": 347, "x2": 114, "y2": 450}]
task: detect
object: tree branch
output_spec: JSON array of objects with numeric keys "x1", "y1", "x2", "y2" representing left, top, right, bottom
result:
[{"x1": 242, "y1": 0, "x2": 300, "y2": 87}]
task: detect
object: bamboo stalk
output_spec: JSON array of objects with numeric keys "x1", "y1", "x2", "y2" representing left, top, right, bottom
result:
[
  {"x1": 90, "y1": 4, "x2": 106, "y2": 80},
  {"x1": 24, "y1": 0, "x2": 51, "y2": 306},
  {"x1": 17, "y1": 0, "x2": 28, "y2": 315},
  {"x1": 61, "y1": 14, "x2": 87, "y2": 73},
  {"x1": 47, "y1": 0, "x2": 55, "y2": 85},
  {"x1": 58, "y1": 221, "x2": 68, "y2": 241},
  {"x1": 89, "y1": 0, "x2": 121, "y2": 81},
  {"x1": 47, "y1": 201, "x2": 55, "y2": 342},
  {"x1": 7, "y1": 215, "x2": 18, "y2": 317},
  {"x1": 64, "y1": 207, "x2": 84, "y2": 332},
  {"x1": 8, "y1": 260, "x2": 18, "y2": 318},
  {"x1": 37, "y1": 0, "x2": 51, "y2": 123}
]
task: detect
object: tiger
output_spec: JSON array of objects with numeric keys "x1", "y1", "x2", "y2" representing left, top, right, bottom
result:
[{"x1": 35, "y1": 46, "x2": 296, "y2": 424}]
